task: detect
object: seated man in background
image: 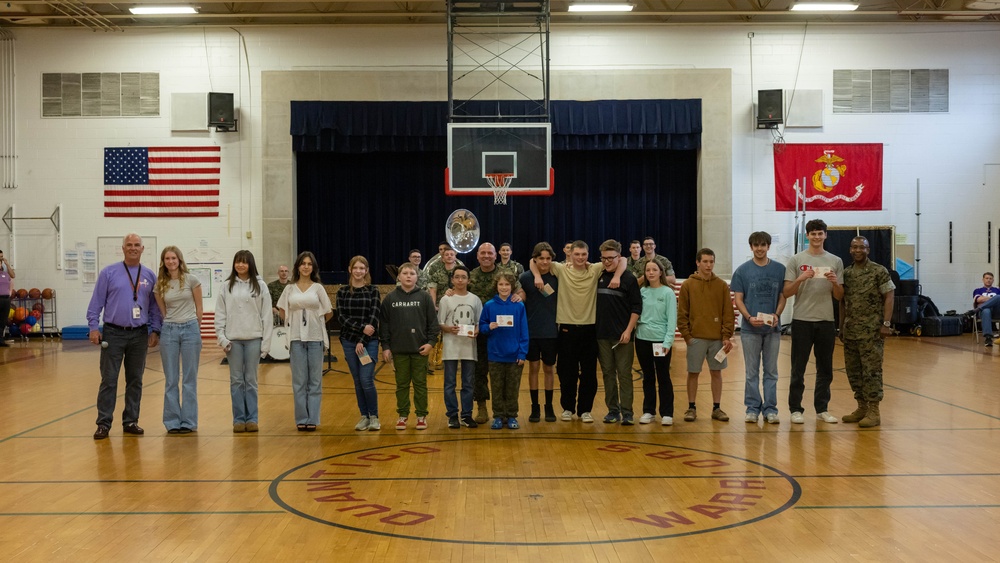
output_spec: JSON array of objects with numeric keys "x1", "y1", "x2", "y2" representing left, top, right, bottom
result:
[{"x1": 972, "y1": 272, "x2": 999, "y2": 348}]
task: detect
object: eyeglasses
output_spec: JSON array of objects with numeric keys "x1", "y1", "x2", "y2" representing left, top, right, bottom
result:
[{"x1": 600, "y1": 256, "x2": 619, "y2": 262}]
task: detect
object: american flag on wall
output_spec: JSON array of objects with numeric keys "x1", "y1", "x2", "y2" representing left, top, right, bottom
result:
[{"x1": 104, "y1": 146, "x2": 221, "y2": 217}]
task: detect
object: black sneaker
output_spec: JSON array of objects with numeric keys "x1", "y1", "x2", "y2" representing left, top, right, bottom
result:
[
  {"x1": 544, "y1": 404, "x2": 557, "y2": 422},
  {"x1": 986, "y1": 335, "x2": 994, "y2": 348},
  {"x1": 460, "y1": 415, "x2": 478, "y2": 428},
  {"x1": 448, "y1": 415, "x2": 460, "y2": 429},
  {"x1": 621, "y1": 414, "x2": 634, "y2": 426},
  {"x1": 528, "y1": 404, "x2": 541, "y2": 423}
]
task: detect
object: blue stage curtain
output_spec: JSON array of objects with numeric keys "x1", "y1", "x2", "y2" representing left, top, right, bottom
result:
[
  {"x1": 290, "y1": 99, "x2": 700, "y2": 284},
  {"x1": 290, "y1": 100, "x2": 701, "y2": 152},
  {"x1": 296, "y1": 149, "x2": 698, "y2": 285}
]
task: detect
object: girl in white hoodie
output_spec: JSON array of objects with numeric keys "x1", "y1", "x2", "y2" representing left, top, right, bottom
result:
[{"x1": 215, "y1": 250, "x2": 272, "y2": 433}]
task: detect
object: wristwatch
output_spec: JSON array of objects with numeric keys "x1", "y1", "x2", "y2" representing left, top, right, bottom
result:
[{"x1": 882, "y1": 320, "x2": 891, "y2": 327}]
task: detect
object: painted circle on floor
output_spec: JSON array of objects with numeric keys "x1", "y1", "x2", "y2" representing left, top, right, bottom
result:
[{"x1": 269, "y1": 437, "x2": 800, "y2": 545}]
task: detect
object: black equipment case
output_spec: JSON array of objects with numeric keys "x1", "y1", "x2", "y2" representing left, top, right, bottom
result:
[{"x1": 920, "y1": 315, "x2": 963, "y2": 337}]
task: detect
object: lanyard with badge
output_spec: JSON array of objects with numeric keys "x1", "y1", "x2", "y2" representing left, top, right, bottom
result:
[{"x1": 123, "y1": 261, "x2": 142, "y2": 320}]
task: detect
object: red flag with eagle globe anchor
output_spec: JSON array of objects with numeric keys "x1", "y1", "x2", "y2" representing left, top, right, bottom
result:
[{"x1": 774, "y1": 143, "x2": 883, "y2": 211}]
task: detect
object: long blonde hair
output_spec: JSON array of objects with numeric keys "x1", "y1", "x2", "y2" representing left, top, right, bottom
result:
[{"x1": 155, "y1": 246, "x2": 189, "y2": 296}]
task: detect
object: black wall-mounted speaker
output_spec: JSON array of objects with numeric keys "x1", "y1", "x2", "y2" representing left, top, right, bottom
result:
[
  {"x1": 757, "y1": 89, "x2": 783, "y2": 127},
  {"x1": 208, "y1": 92, "x2": 235, "y2": 129}
]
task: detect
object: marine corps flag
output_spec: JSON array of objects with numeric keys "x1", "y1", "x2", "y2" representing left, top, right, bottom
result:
[{"x1": 774, "y1": 143, "x2": 883, "y2": 211}]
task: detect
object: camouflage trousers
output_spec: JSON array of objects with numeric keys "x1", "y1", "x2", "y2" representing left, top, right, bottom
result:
[{"x1": 843, "y1": 338, "x2": 884, "y2": 402}]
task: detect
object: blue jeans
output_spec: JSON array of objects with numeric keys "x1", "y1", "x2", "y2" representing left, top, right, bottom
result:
[
  {"x1": 980, "y1": 295, "x2": 1000, "y2": 336},
  {"x1": 741, "y1": 329, "x2": 781, "y2": 417},
  {"x1": 341, "y1": 337, "x2": 379, "y2": 417},
  {"x1": 226, "y1": 338, "x2": 261, "y2": 424},
  {"x1": 290, "y1": 340, "x2": 324, "y2": 425},
  {"x1": 160, "y1": 319, "x2": 202, "y2": 430},
  {"x1": 96, "y1": 325, "x2": 149, "y2": 428},
  {"x1": 443, "y1": 359, "x2": 475, "y2": 418}
]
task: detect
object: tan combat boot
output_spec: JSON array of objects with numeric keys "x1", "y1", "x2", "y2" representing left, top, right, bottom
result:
[
  {"x1": 858, "y1": 401, "x2": 880, "y2": 428},
  {"x1": 842, "y1": 399, "x2": 868, "y2": 423},
  {"x1": 475, "y1": 401, "x2": 489, "y2": 424}
]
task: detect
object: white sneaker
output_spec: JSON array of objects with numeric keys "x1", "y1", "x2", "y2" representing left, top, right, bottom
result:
[
  {"x1": 745, "y1": 412, "x2": 759, "y2": 423},
  {"x1": 639, "y1": 413, "x2": 655, "y2": 424},
  {"x1": 561, "y1": 410, "x2": 574, "y2": 421},
  {"x1": 790, "y1": 411, "x2": 805, "y2": 424},
  {"x1": 581, "y1": 412, "x2": 594, "y2": 423},
  {"x1": 765, "y1": 413, "x2": 779, "y2": 424},
  {"x1": 368, "y1": 416, "x2": 381, "y2": 431},
  {"x1": 354, "y1": 416, "x2": 370, "y2": 431},
  {"x1": 661, "y1": 416, "x2": 673, "y2": 426},
  {"x1": 817, "y1": 412, "x2": 839, "y2": 424}
]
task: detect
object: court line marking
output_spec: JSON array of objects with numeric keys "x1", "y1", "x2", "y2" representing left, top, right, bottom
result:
[
  {"x1": 267, "y1": 436, "x2": 803, "y2": 546},
  {"x1": 0, "y1": 510, "x2": 284, "y2": 516},
  {"x1": 4, "y1": 470, "x2": 999, "y2": 486},
  {"x1": 884, "y1": 382, "x2": 1000, "y2": 421},
  {"x1": 797, "y1": 504, "x2": 1000, "y2": 509}
]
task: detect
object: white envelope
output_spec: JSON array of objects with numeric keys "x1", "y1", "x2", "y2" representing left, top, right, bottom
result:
[
  {"x1": 756, "y1": 313, "x2": 775, "y2": 326},
  {"x1": 713, "y1": 347, "x2": 728, "y2": 362}
]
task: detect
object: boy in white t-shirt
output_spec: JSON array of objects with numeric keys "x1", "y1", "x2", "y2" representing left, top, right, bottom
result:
[{"x1": 438, "y1": 265, "x2": 482, "y2": 429}]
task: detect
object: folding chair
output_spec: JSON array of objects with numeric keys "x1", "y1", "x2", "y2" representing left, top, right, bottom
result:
[{"x1": 972, "y1": 309, "x2": 1000, "y2": 343}]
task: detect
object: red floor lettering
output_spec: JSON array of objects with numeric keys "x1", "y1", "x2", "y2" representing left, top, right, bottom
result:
[
  {"x1": 625, "y1": 512, "x2": 695, "y2": 528},
  {"x1": 646, "y1": 450, "x2": 693, "y2": 460},
  {"x1": 709, "y1": 492, "x2": 762, "y2": 506},
  {"x1": 598, "y1": 444, "x2": 640, "y2": 453},
  {"x1": 379, "y1": 510, "x2": 434, "y2": 525},
  {"x1": 315, "y1": 491, "x2": 367, "y2": 503},
  {"x1": 337, "y1": 504, "x2": 391, "y2": 517},
  {"x1": 307, "y1": 481, "x2": 352, "y2": 491},
  {"x1": 688, "y1": 504, "x2": 748, "y2": 518}
]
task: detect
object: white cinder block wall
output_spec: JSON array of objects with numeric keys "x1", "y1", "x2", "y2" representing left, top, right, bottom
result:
[{"x1": 5, "y1": 23, "x2": 999, "y2": 326}]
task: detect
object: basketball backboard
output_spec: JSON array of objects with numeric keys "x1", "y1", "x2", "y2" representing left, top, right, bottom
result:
[{"x1": 446, "y1": 123, "x2": 553, "y2": 196}]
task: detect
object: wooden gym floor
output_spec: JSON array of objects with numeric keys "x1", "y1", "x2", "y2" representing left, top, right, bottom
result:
[{"x1": 0, "y1": 333, "x2": 998, "y2": 561}]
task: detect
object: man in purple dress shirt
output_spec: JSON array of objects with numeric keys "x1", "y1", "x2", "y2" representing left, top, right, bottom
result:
[{"x1": 87, "y1": 233, "x2": 162, "y2": 440}]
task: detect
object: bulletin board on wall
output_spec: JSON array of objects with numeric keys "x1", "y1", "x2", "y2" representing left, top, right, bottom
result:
[{"x1": 97, "y1": 236, "x2": 158, "y2": 273}]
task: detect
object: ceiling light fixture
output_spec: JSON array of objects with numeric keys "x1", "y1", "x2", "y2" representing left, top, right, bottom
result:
[
  {"x1": 568, "y1": 3, "x2": 635, "y2": 12},
  {"x1": 129, "y1": 6, "x2": 199, "y2": 15},
  {"x1": 790, "y1": 2, "x2": 859, "y2": 11}
]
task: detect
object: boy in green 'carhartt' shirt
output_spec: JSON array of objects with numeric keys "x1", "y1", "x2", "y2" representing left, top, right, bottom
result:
[{"x1": 380, "y1": 263, "x2": 440, "y2": 431}]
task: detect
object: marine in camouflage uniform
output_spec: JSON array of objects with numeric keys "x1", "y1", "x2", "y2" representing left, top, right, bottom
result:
[
  {"x1": 469, "y1": 265, "x2": 521, "y2": 305},
  {"x1": 425, "y1": 261, "x2": 458, "y2": 305},
  {"x1": 267, "y1": 278, "x2": 289, "y2": 326},
  {"x1": 839, "y1": 236, "x2": 895, "y2": 427},
  {"x1": 630, "y1": 254, "x2": 675, "y2": 282},
  {"x1": 416, "y1": 267, "x2": 430, "y2": 291},
  {"x1": 497, "y1": 259, "x2": 524, "y2": 279}
]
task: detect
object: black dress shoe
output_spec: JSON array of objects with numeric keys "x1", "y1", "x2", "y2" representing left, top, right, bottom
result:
[
  {"x1": 93, "y1": 425, "x2": 110, "y2": 440},
  {"x1": 122, "y1": 423, "x2": 145, "y2": 435},
  {"x1": 178, "y1": 427, "x2": 193, "y2": 434},
  {"x1": 167, "y1": 428, "x2": 182, "y2": 434}
]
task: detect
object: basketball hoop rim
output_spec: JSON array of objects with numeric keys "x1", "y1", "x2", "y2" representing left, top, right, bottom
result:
[{"x1": 444, "y1": 167, "x2": 556, "y2": 197}]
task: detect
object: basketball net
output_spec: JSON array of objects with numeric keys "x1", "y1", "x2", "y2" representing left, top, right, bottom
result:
[{"x1": 485, "y1": 173, "x2": 514, "y2": 205}]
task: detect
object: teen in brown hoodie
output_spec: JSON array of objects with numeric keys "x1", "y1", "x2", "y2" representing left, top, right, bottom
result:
[{"x1": 677, "y1": 248, "x2": 735, "y2": 422}]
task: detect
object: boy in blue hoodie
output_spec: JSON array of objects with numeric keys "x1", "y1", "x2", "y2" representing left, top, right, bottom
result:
[{"x1": 479, "y1": 273, "x2": 529, "y2": 429}]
